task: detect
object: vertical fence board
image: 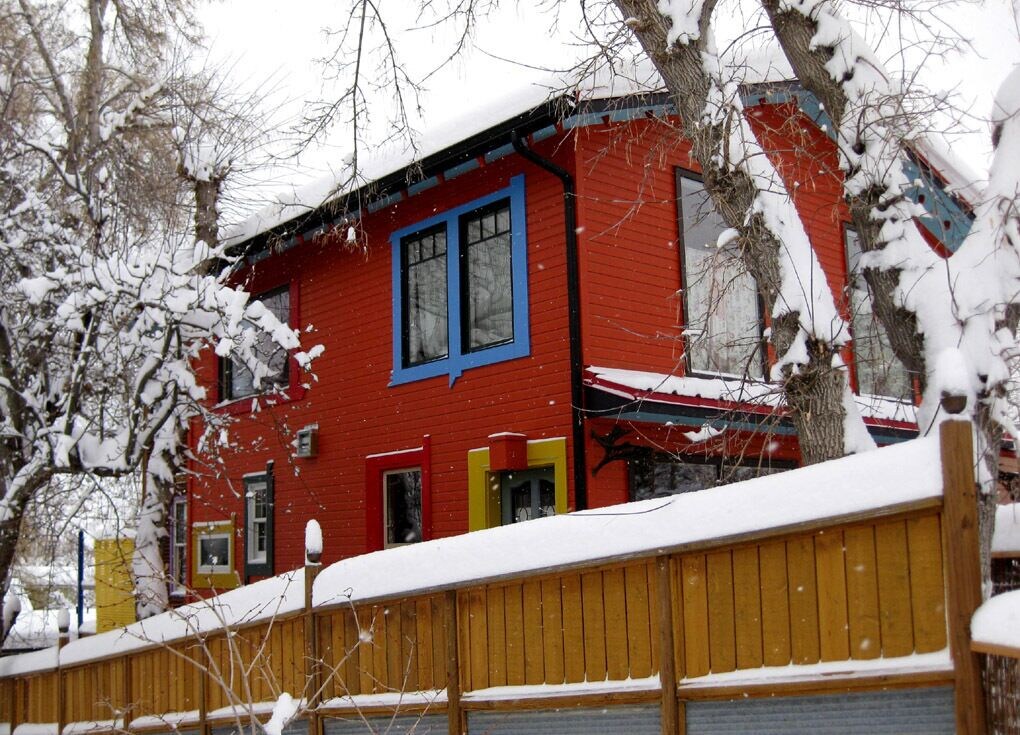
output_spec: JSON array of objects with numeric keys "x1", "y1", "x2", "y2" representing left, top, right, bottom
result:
[
  {"x1": 625, "y1": 563, "x2": 653, "y2": 678},
  {"x1": 786, "y1": 535, "x2": 820, "y2": 664},
  {"x1": 759, "y1": 540, "x2": 791, "y2": 667},
  {"x1": 522, "y1": 580, "x2": 544, "y2": 685},
  {"x1": 503, "y1": 583, "x2": 526, "y2": 686},
  {"x1": 400, "y1": 600, "x2": 418, "y2": 692},
  {"x1": 732, "y1": 545, "x2": 763, "y2": 670},
  {"x1": 706, "y1": 551, "x2": 736, "y2": 674},
  {"x1": 815, "y1": 529, "x2": 850, "y2": 662},
  {"x1": 580, "y1": 570, "x2": 607, "y2": 683},
  {"x1": 561, "y1": 574, "x2": 586, "y2": 683},
  {"x1": 875, "y1": 520, "x2": 915, "y2": 657},
  {"x1": 541, "y1": 577, "x2": 565, "y2": 684},
  {"x1": 844, "y1": 524, "x2": 882, "y2": 660},
  {"x1": 486, "y1": 586, "x2": 507, "y2": 688},
  {"x1": 603, "y1": 567, "x2": 629, "y2": 680},
  {"x1": 906, "y1": 514, "x2": 947, "y2": 653},
  {"x1": 681, "y1": 555, "x2": 710, "y2": 678},
  {"x1": 431, "y1": 595, "x2": 448, "y2": 690},
  {"x1": 416, "y1": 598, "x2": 434, "y2": 690},
  {"x1": 467, "y1": 590, "x2": 488, "y2": 690}
]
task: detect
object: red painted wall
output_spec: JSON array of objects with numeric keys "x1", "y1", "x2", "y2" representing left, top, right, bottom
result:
[{"x1": 189, "y1": 142, "x2": 578, "y2": 584}]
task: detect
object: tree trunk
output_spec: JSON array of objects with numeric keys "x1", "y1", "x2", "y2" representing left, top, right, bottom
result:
[{"x1": 614, "y1": 0, "x2": 850, "y2": 463}]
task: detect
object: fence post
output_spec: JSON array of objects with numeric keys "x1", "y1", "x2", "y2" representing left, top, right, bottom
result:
[
  {"x1": 56, "y1": 610, "x2": 69, "y2": 735},
  {"x1": 305, "y1": 552, "x2": 322, "y2": 735},
  {"x1": 445, "y1": 590, "x2": 462, "y2": 735},
  {"x1": 939, "y1": 418, "x2": 988, "y2": 734},
  {"x1": 656, "y1": 557, "x2": 680, "y2": 735}
]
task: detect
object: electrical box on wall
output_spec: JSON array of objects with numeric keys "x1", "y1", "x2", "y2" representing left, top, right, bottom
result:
[{"x1": 295, "y1": 425, "x2": 319, "y2": 458}]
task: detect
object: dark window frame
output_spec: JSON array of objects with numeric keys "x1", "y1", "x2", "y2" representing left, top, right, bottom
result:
[
  {"x1": 219, "y1": 284, "x2": 293, "y2": 402},
  {"x1": 169, "y1": 495, "x2": 188, "y2": 595},
  {"x1": 459, "y1": 199, "x2": 515, "y2": 354},
  {"x1": 628, "y1": 450, "x2": 792, "y2": 502},
  {"x1": 383, "y1": 467, "x2": 424, "y2": 547},
  {"x1": 243, "y1": 463, "x2": 274, "y2": 578},
  {"x1": 675, "y1": 168, "x2": 767, "y2": 380}
]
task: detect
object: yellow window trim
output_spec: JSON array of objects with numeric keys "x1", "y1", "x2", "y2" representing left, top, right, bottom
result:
[
  {"x1": 468, "y1": 437, "x2": 568, "y2": 531},
  {"x1": 193, "y1": 520, "x2": 240, "y2": 590}
]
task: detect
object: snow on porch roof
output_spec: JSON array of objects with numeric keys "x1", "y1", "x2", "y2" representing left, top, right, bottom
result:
[{"x1": 3, "y1": 433, "x2": 943, "y2": 674}]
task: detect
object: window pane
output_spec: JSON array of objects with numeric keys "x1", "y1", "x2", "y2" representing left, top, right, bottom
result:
[
  {"x1": 385, "y1": 470, "x2": 422, "y2": 545},
  {"x1": 228, "y1": 287, "x2": 290, "y2": 399},
  {"x1": 845, "y1": 229, "x2": 912, "y2": 399},
  {"x1": 404, "y1": 230, "x2": 449, "y2": 365},
  {"x1": 464, "y1": 204, "x2": 513, "y2": 350},
  {"x1": 200, "y1": 537, "x2": 229, "y2": 568},
  {"x1": 629, "y1": 458, "x2": 716, "y2": 502},
  {"x1": 680, "y1": 176, "x2": 762, "y2": 378}
]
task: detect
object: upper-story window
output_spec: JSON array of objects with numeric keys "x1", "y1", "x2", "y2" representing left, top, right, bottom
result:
[
  {"x1": 220, "y1": 285, "x2": 290, "y2": 401},
  {"x1": 169, "y1": 495, "x2": 187, "y2": 595},
  {"x1": 677, "y1": 171, "x2": 764, "y2": 379},
  {"x1": 844, "y1": 227, "x2": 912, "y2": 399},
  {"x1": 391, "y1": 175, "x2": 529, "y2": 386}
]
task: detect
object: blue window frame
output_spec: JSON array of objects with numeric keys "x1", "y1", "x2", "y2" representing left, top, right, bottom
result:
[{"x1": 390, "y1": 175, "x2": 529, "y2": 386}]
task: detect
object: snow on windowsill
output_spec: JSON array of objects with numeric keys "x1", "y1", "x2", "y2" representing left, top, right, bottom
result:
[
  {"x1": 463, "y1": 676, "x2": 661, "y2": 702},
  {"x1": 676, "y1": 650, "x2": 952, "y2": 690},
  {"x1": 13, "y1": 725, "x2": 57, "y2": 735},
  {"x1": 319, "y1": 690, "x2": 447, "y2": 711},
  {"x1": 206, "y1": 700, "x2": 303, "y2": 722}
]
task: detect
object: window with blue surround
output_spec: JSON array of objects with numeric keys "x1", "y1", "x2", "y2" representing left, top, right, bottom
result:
[{"x1": 390, "y1": 175, "x2": 529, "y2": 385}]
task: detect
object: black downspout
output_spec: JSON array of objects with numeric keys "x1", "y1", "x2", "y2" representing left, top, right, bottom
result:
[{"x1": 511, "y1": 131, "x2": 588, "y2": 511}]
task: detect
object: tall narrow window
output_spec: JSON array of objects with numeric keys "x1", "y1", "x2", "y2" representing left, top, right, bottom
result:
[
  {"x1": 845, "y1": 227, "x2": 912, "y2": 399},
  {"x1": 403, "y1": 228, "x2": 448, "y2": 366},
  {"x1": 678, "y1": 172, "x2": 763, "y2": 378},
  {"x1": 170, "y1": 496, "x2": 188, "y2": 595},
  {"x1": 384, "y1": 469, "x2": 423, "y2": 546},
  {"x1": 244, "y1": 468, "x2": 274, "y2": 577},
  {"x1": 462, "y1": 203, "x2": 513, "y2": 351},
  {"x1": 222, "y1": 286, "x2": 291, "y2": 401}
]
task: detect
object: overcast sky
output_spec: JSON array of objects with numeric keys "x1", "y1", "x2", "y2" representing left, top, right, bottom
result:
[{"x1": 198, "y1": 0, "x2": 1019, "y2": 221}]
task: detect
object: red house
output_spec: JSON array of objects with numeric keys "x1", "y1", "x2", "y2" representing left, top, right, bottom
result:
[{"x1": 180, "y1": 81, "x2": 973, "y2": 593}]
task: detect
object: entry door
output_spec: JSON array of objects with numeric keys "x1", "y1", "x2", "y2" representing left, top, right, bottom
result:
[{"x1": 500, "y1": 466, "x2": 556, "y2": 525}]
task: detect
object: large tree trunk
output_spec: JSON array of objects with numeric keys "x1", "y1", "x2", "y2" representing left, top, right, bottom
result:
[{"x1": 614, "y1": 0, "x2": 852, "y2": 463}]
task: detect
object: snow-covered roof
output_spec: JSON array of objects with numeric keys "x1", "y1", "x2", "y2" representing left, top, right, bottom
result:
[
  {"x1": 0, "y1": 433, "x2": 945, "y2": 675},
  {"x1": 993, "y1": 503, "x2": 1020, "y2": 556},
  {"x1": 586, "y1": 366, "x2": 919, "y2": 426}
]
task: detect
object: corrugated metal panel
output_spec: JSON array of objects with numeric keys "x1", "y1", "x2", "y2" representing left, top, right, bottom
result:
[
  {"x1": 467, "y1": 704, "x2": 660, "y2": 734},
  {"x1": 323, "y1": 713, "x2": 447, "y2": 734},
  {"x1": 685, "y1": 686, "x2": 955, "y2": 734}
]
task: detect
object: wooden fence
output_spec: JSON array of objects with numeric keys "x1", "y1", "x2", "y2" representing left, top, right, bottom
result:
[{"x1": 0, "y1": 421, "x2": 989, "y2": 734}]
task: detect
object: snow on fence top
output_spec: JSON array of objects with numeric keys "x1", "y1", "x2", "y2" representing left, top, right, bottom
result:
[
  {"x1": 993, "y1": 503, "x2": 1020, "y2": 555},
  {"x1": 0, "y1": 434, "x2": 944, "y2": 677},
  {"x1": 972, "y1": 590, "x2": 1020, "y2": 655}
]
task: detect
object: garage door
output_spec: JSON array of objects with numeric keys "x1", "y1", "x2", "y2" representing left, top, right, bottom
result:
[
  {"x1": 467, "y1": 704, "x2": 660, "y2": 734},
  {"x1": 685, "y1": 686, "x2": 955, "y2": 734}
]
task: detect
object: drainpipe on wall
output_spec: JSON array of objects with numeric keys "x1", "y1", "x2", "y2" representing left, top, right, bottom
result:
[{"x1": 511, "y1": 131, "x2": 588, "y2": 511}]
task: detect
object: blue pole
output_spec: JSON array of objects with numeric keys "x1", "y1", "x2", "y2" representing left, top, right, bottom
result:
[{"x1": 76, "y1": 529, "x2": 84, "y2": 631}]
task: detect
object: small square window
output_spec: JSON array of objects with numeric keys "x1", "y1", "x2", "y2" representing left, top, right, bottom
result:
[{"x1": 197, "y1": 534, "x2": 231, "y2": 575}]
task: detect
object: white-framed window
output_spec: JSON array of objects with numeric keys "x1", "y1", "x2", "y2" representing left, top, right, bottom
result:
[
  {"x1": 196, "y1": 532, "x2": 232, "y2": 575},
  {"x1": 383, "y1": 469, "x2": 423, "y2": 547},
  {"x1": 170, "y1": 496, "x2": 188, "y2": 594},
  {"x1": 678, "y1": 170, "x2": 764, "y2": 378}
]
